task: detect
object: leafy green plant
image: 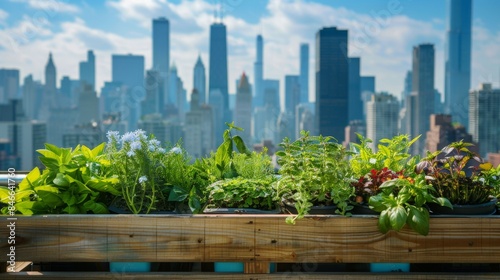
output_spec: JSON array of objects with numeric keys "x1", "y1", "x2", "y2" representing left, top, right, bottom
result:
[
  {"x1": 105, "y1": 130, "x2": 177, "y2": 214},
  {"x1": 275, "y1": 131, "x2": 354, "y2": 224},
  {"x1": 416, "y1": 141, "x2": 494, "y2": 205},
  {"x1": 206, "y1": 176, "x2": 278, "y2": 210},
  {"x1": 0, "y1": 143, "x2": 120, "y2": 215},
  {"x1": 349, "y1": 134, "x2": 451, "y2": 236}
]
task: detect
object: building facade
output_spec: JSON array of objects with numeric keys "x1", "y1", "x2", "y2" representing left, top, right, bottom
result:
[{"x1": 469, "y1": 83, "x2": 500, "y2": 157}]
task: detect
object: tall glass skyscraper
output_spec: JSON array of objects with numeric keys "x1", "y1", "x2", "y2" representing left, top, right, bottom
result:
[
  {"x1": 152, "y1": 17, "x2": 170, "y2": 76},
  {"x1": 254, "y1": 35, "x2": 264, "y2": 107},
  {"x1": 193, "y1": 55, "x2": 206, "y2": 105},
  {"x1": 79, "y1": 50, "x2": 95, "y2": 90},
  {"x1": 444, "y1": 0, "x2": 472, "y2": 128},
  {"x1": 209, "y1": 22, "x2": 229, "y2": 111},
  {"x1": 315, "y1": 27, "x2": 349, "y2": 142},
  {"x1": 299, "y1": 43, "x2": 309, "y2": 104},
  {"x1": 208, "y1": 22, "x2": 229, "y2": 142}
]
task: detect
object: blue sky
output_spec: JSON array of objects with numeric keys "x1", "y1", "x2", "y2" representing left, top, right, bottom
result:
[{"x1": 0, "y1": 0, "x2": 499, "y2": 102}]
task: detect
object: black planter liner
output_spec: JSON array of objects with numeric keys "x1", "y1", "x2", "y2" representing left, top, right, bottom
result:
[
  {"x1": 428, "y1": 197, "x2": 498, "y2": 215},
  {"x1": 282, "y1": 200, "x2": 338, "y2": 215},
  {"x1": 351, "y1": 203, "x2": 379, "y2": 215},
  {"x1": 203, "y1": 206, "x2": 281, "y2": 214}
]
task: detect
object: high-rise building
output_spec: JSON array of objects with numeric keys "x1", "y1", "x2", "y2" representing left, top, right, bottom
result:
[
  {"x1": 254, "y1": 35, "x2": 264, "y2": 108},
  {"x1": 469, "y1": 83, "x2": 500, "y2": 157},
  {"x1": 152, "y1": 17, "x2": 170, "y2": 76},
  {"x1": 402, "y1": 71, "x2": 412, "y2": 107},
  {"x1": 0, "y1": 69, "x2": 20, "y2": 103},
  {"x1": 234, "y1": 73, "x2": 253, "y2": 145},
  {"x1": 445, "y1": 0, "x2": 472, "y2": 128},
  {"x1": 295, "y1": 103, "x2": 315, "y2": 139},
  {"x1": 193, "y1": 55, "x2": 206, "y2": 104},
  {"x1": 79, "y1": 50, "x2": 95, "y2": 90},
  {"x1": 285, "y1": 75, "x2": 300, "y2": 114},
  {"x1": 78, "y1": 83, "x2": 100, "y2": 124},
  {"x1": 360, "y1": 76, "x2": 376, "y2": 119},
  {"x1": 412, "y1": 43, "x2": 435, "y2": 155},
  {"x1": 315, "y1": 27, "x2": 349, "y2": 142},
  {"x1": 45, "y1": 53, "x2": 56, "y2": 96},
  {"x1": 112, "y1": 54, "x2": 145, "y2": 130},
  {"x1": 208, "y1": 22, "x2": 229, "y2": 112},
  {"x1": 185, "y1": 89, "x2": 214, "y2": 158},
  {"x1": 366, "y1": 92, "x2": 399, "y2": 151},
  {"x1": 348, "y1": 57, "x2": 363, "y2": 122},
  {"x1": 425, "y1": 114, "x2": 475, "y2": 153},
  {"x1": 60, "y1": 76, "x2": 80, "y2": 108},
  {"x1": 142, "y1": 70, "x2": 162, "y2": 116},
  {"x1": 299, "y1": 43, "x2": 309, "y2": 104}
]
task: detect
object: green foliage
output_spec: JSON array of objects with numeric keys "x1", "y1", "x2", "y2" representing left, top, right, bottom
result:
[
  {"x1": 416, "y1": 140, "x2": 494, "y2": 205},
  {"x1": 206, "y1": 177, "x2": 278, "y2": 210},
  {"x1": 275, "y1": 131, "x2": 354, "y2": 224},
  {"x1": 350, "y1": 134, "x2": 419, "y2": 178},
  {"x1": 0, "y1": 143, "x2": 119, "y2": 215},
  {"x1": 369, "y1": 175, "x2": 451, "y2": 236},
  {"x1": 105, "y1": 130, "x2": 186, "y2": 214}
]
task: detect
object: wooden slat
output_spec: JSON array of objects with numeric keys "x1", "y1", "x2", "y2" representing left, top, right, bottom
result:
[
  {"x1": 2, "y1": 272, "x2": 500, "y2": 280},
  {"x1": 1, "y1": 215, "x2": 500, "y2": 263}
]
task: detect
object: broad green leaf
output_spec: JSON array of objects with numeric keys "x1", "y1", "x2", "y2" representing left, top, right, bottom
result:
[
  {"x1": 434, "y1": 197, "x2": 453, "y2": 208},
  {"x1": 81, "y1": 145, "x2": 93, "y2": 159},
  {"x1": 233, "y1": 135, "x2": 250, "y2": 155},
  {"x1": 37, "y1": 148, "x2": 60, "y2": 161},
  {"x1": 83, "y1": 200, "x2": 109, "y2": 214},
  {"x1": 368, "y1": 195, "x2": 386, "y2": 212},
  {"x1": 19, "y1": 167, "x2": 41, "y2": 190},
  {"x1": 14, "y1": 201, "x2": 37, "y2": 215},
  {"x1": 63, "y1": 205, "x2": 81, "y2": 214},
  {"x1": 168, "y1": 185, "x2": 189, "y2": 202},
  {"x1": 60, "y1": 147, "x2": 72, "y2": 165},
  {"x1": 407, "y1": 206, "x2": 429, "y2": 236},
  {"x1": 44, "y1": 143, "x2": 62, "y2": 156},
  {"x1": 34, "y1": 186, "x2": 64, "y2": 207},
  {"x1": 62, "y1": 191, "x2": 77, "y2": 206},
  {"x1": 389, "y1": 205, "x2": 408, "y2": 231},
  {"x1": 91, "y1": 143, "x2": 106, "y2": 158},
  {"x1": 53, "y1": 173, "x2": 70, "y2": 187},
  {"x1": 378, "y1": 209, "x2": 391, "y2": 234},
  {"x1": 87, "y1": 178, "x2": 121, "y2": 195},
  {"x1": 0, "y1": 188, "x2": 12, "y2": 203},
  {"x1": 39, "y1": 156, "x2": 60, "y2": 170}
]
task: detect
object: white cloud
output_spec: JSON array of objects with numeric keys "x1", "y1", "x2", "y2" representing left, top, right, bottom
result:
[
  {"x1": 11, "y1": 0, "x2": 80, "y2": 14},
  {"x1": 0, "y1": 9, "x2": 8, "y2": 24}
]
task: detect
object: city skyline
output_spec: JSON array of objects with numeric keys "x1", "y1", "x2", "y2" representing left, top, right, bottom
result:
[{"x1": 0, "y1": 0, "x2": 499, "y2": 103}]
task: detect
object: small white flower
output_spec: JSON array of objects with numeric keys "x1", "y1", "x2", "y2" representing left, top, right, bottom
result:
[
  {"x1": 158, "y1": 148, "x2": 166, "y2": 154},
  {"x1": 130, "y1": 141, "x2": 142, "y2": 151},
  {"x1": 149, "y1": 139, "x2": 161, "y2": 147},
  {"x1": 170, "y1": 147, "x2": 182, "y2": 154},
  {"x1": 121, "y1": 132, "x2": 137, "y2": 143},
  {"x1": 369, "y1": 158, "x2": 377, "y2": 164},
  {"x1": 126, "y1": 150, "x2": 135, "y2": 157},
  {"x1": 139, "y1": 176, "x2": 148, "y2": 184},
  {"x1": 106, "y1": 131, "x2": 120, "y2": 142},
  {"x1": 479, "y1": 177, "x2": 485, "y2": 184}
]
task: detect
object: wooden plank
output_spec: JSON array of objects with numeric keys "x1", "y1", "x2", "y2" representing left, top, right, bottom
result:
[
  {"x1": 1, "y1": 215, "x2": 500, "y2": 264},
  {"x1": 3, "y1": 272, "x2": 500, "y2": 280}
]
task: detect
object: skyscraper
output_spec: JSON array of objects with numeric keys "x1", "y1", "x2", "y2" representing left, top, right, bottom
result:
[
  {"x1": 315, "y1": 27, "x2": 349, "y2": 142},
  {"x1": 412, "y1": 43, "x2": 435, "y2": 155},
  {"x1": 254, "y1": 35, "x2": 264, "y2": 107},
  {"x1": 153, "y1": 17, "x2": 170, "y2": 114},
  {"x1": 112, "y1": 54, "x2": 145, "y2": 130},
  {"x1": 234, "y1": 73, "x2": 252, "y2": 145},
  {"x1": 79, "y1": 50, "x2": 95, "y2": 90},
  {"x1": 299, "y1": 43, "x2": 309, "y2": 104},
  {"x1": 285, "y1": 75, "x2": 300, "y2": 114},
  {"x1": 208, "y1": 22, "x2": 229, "y2": 141},
  {"x1": 0, "y1": 69, "x2": 20, "y2": 103},
  {"x1": 193, "y1": 55, "x2": 206, "y2": 104},
  {"x1": 348, "y1": 57, "x2": 363, "y2": 121},
  {"x1": 469, "y1": 83, "x2": 500, "y2": 157},
  {"x1": 152, "y1": 17, "x2": 170, "y2": 76},
  {"x1": 445, "y1": 0, "x2": 472, "y2": 128},
  {"x1": 39, "y1": 53, "x2": 57, "y2": 121},
  {"x1": 366, "y1": 92, "x2": 400, "y2": 151}
]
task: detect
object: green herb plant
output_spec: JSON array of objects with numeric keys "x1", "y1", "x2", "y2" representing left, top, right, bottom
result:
[
  {"x1": 105, "y1": 130, "x2": 173, "y2": 214},
  {"x1": 275, "y1": 131, "x2": 354, "y2": 224},
  {"x1": 0, "y1": 143, "x2": 120, "y2": 215},
  {"x1": 416, "y1": 141, "x2": 495, "y2": 205}
]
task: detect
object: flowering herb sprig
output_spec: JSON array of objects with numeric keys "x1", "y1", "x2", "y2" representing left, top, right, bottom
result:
[{"x1": 105, "y1": 130, "x2": 169, "y2": 214}]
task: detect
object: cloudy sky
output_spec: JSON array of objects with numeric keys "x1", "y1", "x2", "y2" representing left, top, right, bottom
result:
[{"x1": 0, "y1": 0, "x2": 499, "y2": 102}]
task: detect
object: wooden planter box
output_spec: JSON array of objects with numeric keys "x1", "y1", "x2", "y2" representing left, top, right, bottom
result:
[{"x1": 1, "y1": 214, "x2": 500, "y2": 279}]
